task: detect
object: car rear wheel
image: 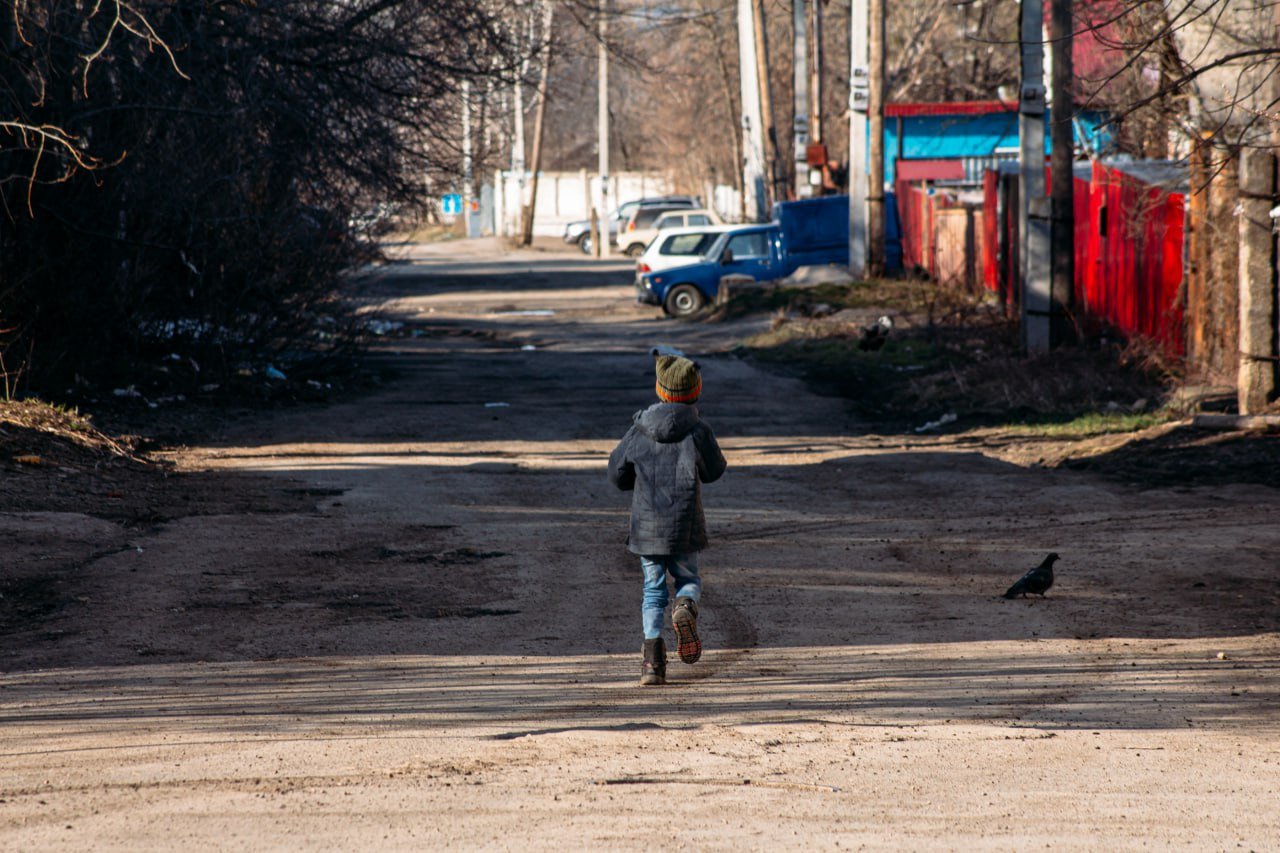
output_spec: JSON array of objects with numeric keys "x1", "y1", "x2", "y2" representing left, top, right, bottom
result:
[
  {"x1": 624, "y1": 243, "x2": 646, "y2": 258},
  {"x1": 663, "y1": 284, "x2": 705, "y2": 318}
]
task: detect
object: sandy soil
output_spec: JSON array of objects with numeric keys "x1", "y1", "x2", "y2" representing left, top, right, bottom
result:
[{"x1": 2, "y1": 238, "x2": 1278, "y2": 851}]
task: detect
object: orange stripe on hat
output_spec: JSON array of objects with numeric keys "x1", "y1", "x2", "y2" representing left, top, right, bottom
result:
[{"x1": 656, "y1": 377, "x2": 701, "y2": 403}]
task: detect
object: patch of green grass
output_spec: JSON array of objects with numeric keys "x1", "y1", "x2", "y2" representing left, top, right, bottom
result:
[{"x1": 1011, "y1": 410, "x2": 1172, "y2": 438}]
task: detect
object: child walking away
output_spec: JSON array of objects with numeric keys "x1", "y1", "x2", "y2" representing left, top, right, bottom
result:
[{"x1": 608, "y1": 353, "x2": 727, "y2": 685}]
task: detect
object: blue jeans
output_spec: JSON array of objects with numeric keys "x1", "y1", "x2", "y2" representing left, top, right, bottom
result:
[{"x1": 639, "y1": 553, "x2": 701, "y2": 640}]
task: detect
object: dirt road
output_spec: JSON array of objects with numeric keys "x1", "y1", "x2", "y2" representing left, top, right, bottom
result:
[{"x1": 3, "y1": 239, "x2": 1278, "y2": 850}]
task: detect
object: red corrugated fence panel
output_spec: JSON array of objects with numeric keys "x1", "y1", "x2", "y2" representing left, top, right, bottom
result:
[{"x1": 982, "y1": 170, "x2": 999, "y2": 292}]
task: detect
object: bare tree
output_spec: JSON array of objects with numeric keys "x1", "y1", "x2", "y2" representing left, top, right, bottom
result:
[{"x1": 1, "y1": 0, "x2": 531, "y2": 393}]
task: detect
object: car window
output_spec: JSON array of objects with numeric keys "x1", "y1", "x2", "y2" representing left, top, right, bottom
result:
[
  {"x1": 661, "y1": 233, "x2": 716, "y2": 255},
  {"x1": 634, "y1": 208, "x2": 668, "y2": 229},
  {"x1": 688, "y1": 214, "x2": 712, "y2": 226},
  {"x1": 727, "y1": 232, "x2": 769, "y2": 258},
  {"x1": 656, "y1": 214, "x2": 685, "y2": 229}
]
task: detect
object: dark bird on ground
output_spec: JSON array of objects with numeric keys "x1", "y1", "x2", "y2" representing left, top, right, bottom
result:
[
  {"x1": 1003, "y1": 553, "x2": 1059, "y2": 599},
  {"x1": 858, "y1": 315, "x2": 893, "y2": 351}
]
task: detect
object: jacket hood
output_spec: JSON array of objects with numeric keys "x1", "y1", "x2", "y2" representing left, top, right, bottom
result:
[{"x1": 634, "y1": 402, "x2": 700, "y2": 443}]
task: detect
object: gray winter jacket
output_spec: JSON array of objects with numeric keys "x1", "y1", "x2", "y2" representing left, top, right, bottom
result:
[{"x1": 608, "y1": 402, "x2": 727, "y2": 555}]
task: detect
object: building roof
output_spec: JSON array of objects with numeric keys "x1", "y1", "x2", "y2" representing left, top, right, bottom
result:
[{"x1": 885, "y1": 101, "x2": 1017, "y2": 118}]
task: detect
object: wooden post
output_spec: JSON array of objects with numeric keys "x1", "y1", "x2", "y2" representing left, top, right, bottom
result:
[
  {"x1": 867, "y1": 0, "x2": 886, "y2": 275},
  {"x1": 1237, "y1": 147, "x2": 1278, "y2": 413},
  {"x1": 597, "y1": 1, "x2": 610, "y2": 258},
  {"x1": 1048, "y1": 0, "x2": 1074, "y2": 344},
  {"x1": 752, "y1": 0, "x2": 785, "y2": 208},
  {"x1": 1211, "y1": 148, "x2": 1241, "y2": 382},
  {"x1": 520, "y1": 2, "x2": 554, "y2": 247},
  {"x1": 808, "y1": 0, "x2": 823, "y2": 146},
  {"x1": 1185, "y1": 135, "x2": 1210, "y2": 372}
]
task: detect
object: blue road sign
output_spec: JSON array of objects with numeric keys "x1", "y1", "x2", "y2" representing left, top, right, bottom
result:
[{"x1": 441, "y1": 193, "x2": 462, "y2": 215}]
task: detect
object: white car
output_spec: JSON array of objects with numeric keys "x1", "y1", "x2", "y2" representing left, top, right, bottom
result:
[
  {"x1": 633, "y1": 224, "x2": 736, "y2": 284},
  {"x1": 617, "y1": 208, "x2": 723, "y2": 257}
]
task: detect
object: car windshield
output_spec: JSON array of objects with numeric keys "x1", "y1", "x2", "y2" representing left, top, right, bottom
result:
[{"x1": 660, "y1": 232, "x2": 718, "y2": 256}]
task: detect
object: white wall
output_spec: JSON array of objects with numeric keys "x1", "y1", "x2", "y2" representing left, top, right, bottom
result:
[{"x1": 493, "y1": 170, "x2": 677, "y2": 238}]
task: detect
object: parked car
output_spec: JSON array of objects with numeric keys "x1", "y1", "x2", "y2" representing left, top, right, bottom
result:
[
  {"x1": 615, "y1": 203, "x2": 710, "y2": 257},
  {"x1": 617, "y1": 208, "x2": 723, "y2": 258},
  {"x1": 561, "y1": 196, "x2": 698, "y2": 254},
  {"x1": 636, "y1": 196, "x2": 850, "y2": 317},
  {"x1": 634, "y1": 224, "x2": 737, "y2": 283}
]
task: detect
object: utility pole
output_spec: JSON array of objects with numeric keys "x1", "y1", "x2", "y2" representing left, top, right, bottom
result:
[
  {"x1": 737, "y1": 0, "x2": 768, "y2": 221},
  {"x1": 1237, "y1": 0, "x2": 1280, "y2": 413},
  {"x1": 867, "y1": 0, "x2": 885, "y2": 275},
  {"x1": 752, "y1": 0, "x2": 785, "y2": 209},
  {"x1": 792, "y1": 0, "x2": 811, "y2": 198},
  {"x1": 510, "y1": 4, "x2": 537, "y2": 238},
  {"x1": 848, "y1": 0, "x2": 868, "y2": 277},
  {"x1": 462, "y1": 79, "x2": 474, "y2": 237},
  {"x1": 809, "y1": 0, "x2": 823, "y2": 147},
  {"x1": 596, "y1": 0, "x2": 610, "y2": 257},
  {"x1": 1048, "y1": 0, "x2": 1074, "y2": 345},
  {"x1": 1018, "y1": 0, "x2": 1051, "y2": 353},
  {"x1": 520, "y1": 1, "x2": 554, "y2": 247}
]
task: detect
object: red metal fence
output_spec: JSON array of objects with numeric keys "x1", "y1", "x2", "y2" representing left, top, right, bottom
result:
[
  {"x1": 1077, "y1": 161, "x2": 1186, "y2": 354},
  {"x1": 970, "y1": 160, "x2": 1187, "y2": 354}
]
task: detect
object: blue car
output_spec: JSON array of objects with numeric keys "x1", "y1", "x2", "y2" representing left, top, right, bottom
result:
[{"x1": 637, "y1": 196, "x2": 850, "y2": 317}]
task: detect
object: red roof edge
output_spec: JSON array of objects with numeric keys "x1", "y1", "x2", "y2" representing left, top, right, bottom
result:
[{"x1": 885, "y1": 101, "x2": 1018, "y2": 118}]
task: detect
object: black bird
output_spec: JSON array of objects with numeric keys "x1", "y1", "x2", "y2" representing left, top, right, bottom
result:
[
  {"x1": 1003, "y1": 553, "x2": 1059, "y2": 599},
  {"x1": 858, "y1": 315, "x2": 893, "y2": 351}
]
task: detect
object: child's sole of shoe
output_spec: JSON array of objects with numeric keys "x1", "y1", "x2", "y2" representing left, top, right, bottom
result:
[{"x1": 672, "y1": 606, "x2": 702, "y2": 664}]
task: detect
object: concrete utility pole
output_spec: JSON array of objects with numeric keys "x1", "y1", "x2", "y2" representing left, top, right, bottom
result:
[
  {"x1": 1237, "y1": 148, "x2": 1279, "y2": 414},
  {"x1": 793, "y1": 0, "x2": 811, "y2": 198},
  {"x1": 1237, "y1": 0, "x2": 1280, "y2": 414},
  {"x1": 867, "y1": 0, "x2": 885, "y2": 275},
  {"x1": 520, "y1": 1, "x2": 554, "y2": 247},
  {"x1": 596, "y1": 1, "x2": 610, "y2": 258},
  {"x1": 1048, "y1": 0, "x2": 1075, "y2": 344},
  {"x1": 848, "y1": 0, "x2": 869, "y2": 277},
  {"x1": 1018, "y1": 0, "x2": 1051, "y2": 354},
  {"x1": 737, "y1": 0, "x2": 768, "y2": 221}
]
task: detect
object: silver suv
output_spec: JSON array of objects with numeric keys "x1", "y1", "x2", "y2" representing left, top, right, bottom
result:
[{"x1": 562, "y1": 196, "x2": 698, "y2": 254}]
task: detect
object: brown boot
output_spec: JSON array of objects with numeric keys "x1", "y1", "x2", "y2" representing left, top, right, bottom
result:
[
  {"x1": 672, "y1": 597, "x2": 701, "y2": 664},
  {"x1": 640, "y1": 638, "x2": 666, "y2": 685}
]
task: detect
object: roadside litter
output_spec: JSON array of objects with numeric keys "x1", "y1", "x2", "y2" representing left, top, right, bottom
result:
[
  {"x1": 915, "y1": 412, "x2": 958, "y2": 433},
  {"x1": 365, "y1": 319, "x2": 405, "y2": 335},
  {"x1": 484, "y1": 402, "x2": 510, "y2": 408}
]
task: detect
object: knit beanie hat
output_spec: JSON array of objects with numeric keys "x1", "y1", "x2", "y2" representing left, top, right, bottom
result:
[{"x1": 654, "y1": 354, "x2": 701, "y2": 404}]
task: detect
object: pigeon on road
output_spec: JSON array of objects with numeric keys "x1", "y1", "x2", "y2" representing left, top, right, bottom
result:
[
  {"x1": 1003, "y1": 553, "x2": 1059, "y2": 599},
  {"x1": 858, "y1": 315, "x2": 893, "y2": 351}
]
